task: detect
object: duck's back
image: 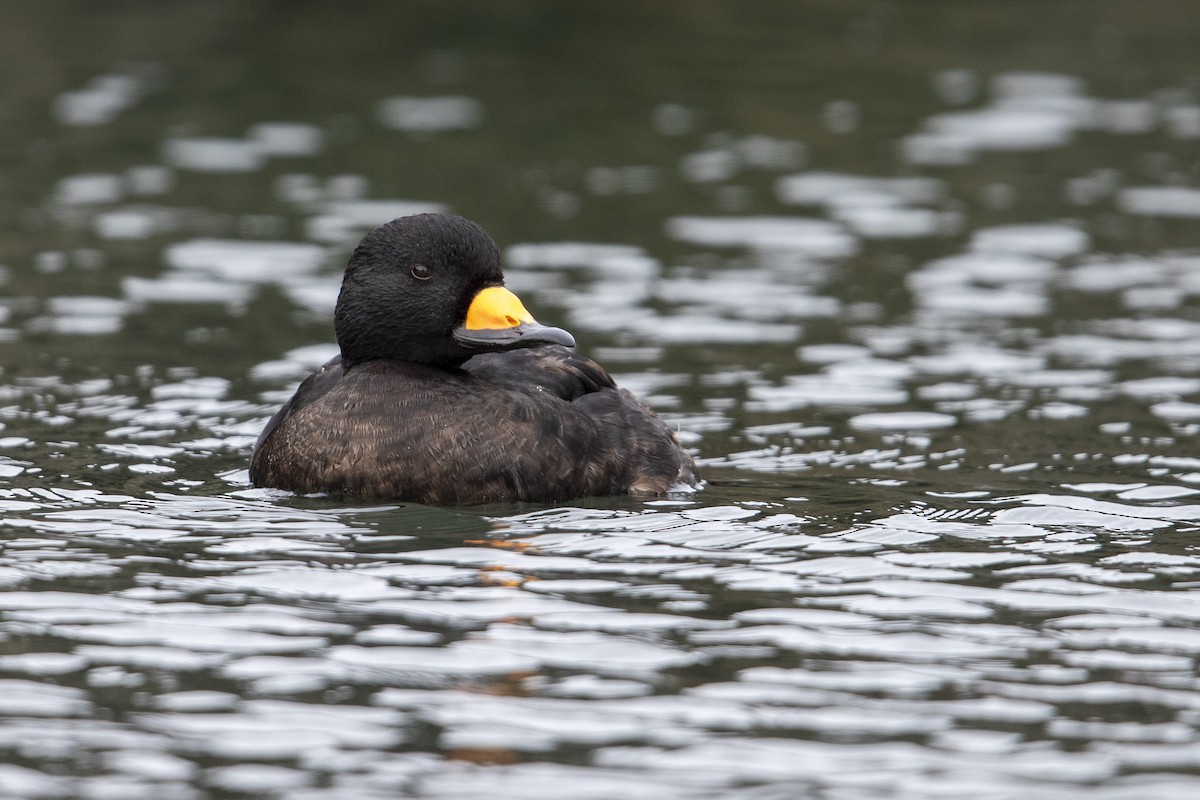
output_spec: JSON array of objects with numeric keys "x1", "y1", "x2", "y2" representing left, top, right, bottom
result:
[{"x1": 250, "y1": 347, "x2": 696, "y2": 504}]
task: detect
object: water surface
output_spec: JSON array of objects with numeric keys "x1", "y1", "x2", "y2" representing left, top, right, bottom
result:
[{"x1": 3, "y1": 2, "x2": 1200, "y2": 797}]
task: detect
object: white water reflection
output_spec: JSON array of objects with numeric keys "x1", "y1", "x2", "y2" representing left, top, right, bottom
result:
[
  {"x1": 376, "y1": 96, "x2": 484, "y2": 132},
  {"x1": 55, "y1": 173, "x2": 126, "y2": 205},
  {"x1": 666, "y1": 216, "x2": 858, "y2": 257},
  {"x1": 248, "y1": 122, "x2": 325, "y2": 157},
  {"x1": 163, "y1": 137, "x2": 268, "y2": 172},
  {"x1": 1118, "y1": 186, "x2": 1200, "y2": 217},
  {"x1": 53, "y1": 68, "x2": 157, "y2": 127},
  {"x1": 969, "y1": 223, "x2": 1090, "y2": 258}
]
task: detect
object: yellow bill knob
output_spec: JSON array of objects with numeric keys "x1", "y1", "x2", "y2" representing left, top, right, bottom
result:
[{"x1": 464, "y1": 286, "x2": 535, "y2": 330}]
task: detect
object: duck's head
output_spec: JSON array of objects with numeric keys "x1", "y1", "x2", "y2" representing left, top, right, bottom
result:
[{"x1": 334, "y1": 214, "x2": 575, "y2": 367}]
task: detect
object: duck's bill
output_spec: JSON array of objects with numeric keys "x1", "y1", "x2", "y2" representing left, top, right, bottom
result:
[
  {"x1": 453, "y1": 321, "x2": 575, "y2": 350},
  {"x1": 453, "y1": 286, "x2": 576, "y2": 350}
]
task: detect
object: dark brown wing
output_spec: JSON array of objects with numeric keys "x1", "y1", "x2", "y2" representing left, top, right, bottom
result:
[
  {"x1": 574, "y1": 386, "x2": 697, "y2": 494},
  {"x1": 467, "y1": 345, "x2": 696, "y2": 493},
  {"x1": 463, "y1": 345, "x2": 616, "y2": 399}
]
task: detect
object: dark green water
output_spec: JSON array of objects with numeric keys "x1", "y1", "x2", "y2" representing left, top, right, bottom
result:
[{"x1": 2, "y1": 2, "x2": 1200, "y2": 797}]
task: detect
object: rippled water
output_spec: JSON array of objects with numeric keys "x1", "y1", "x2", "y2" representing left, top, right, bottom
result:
[{"x1": 5, "y1": 2, "x2": 1200, "y2": 797}]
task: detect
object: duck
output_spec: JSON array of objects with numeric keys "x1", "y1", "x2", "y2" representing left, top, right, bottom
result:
[{"x1": 250, "y1": 213, "x2": 698, "y2": 504}]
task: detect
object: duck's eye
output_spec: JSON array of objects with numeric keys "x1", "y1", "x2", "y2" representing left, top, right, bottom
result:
[{"x1": 410, "y1": 264, "x2": 432, "y2": 281}]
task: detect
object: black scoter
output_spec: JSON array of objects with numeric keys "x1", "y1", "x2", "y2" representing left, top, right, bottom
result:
[{"x1": 250, "y1": 213, "x2": 697, "y2": 504}]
